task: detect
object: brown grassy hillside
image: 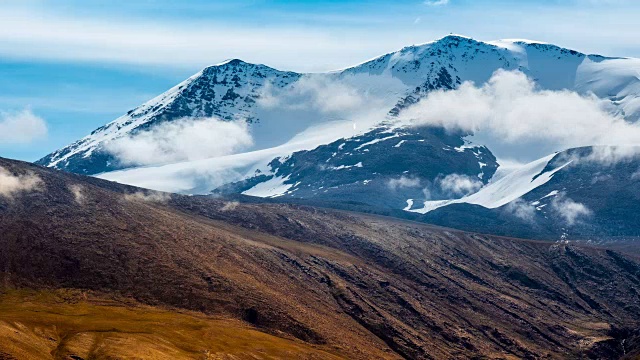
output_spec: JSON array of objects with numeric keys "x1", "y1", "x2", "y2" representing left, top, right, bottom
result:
[
  {"x1": 1, "y1": 157, "x2": 640, "y2": 359},
  {"x1": 0, "y1": 289, "x2": 345, "y2": 360}
]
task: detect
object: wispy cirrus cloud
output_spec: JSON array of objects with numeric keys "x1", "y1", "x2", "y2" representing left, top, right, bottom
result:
[
  {"x1": 0, "y1": 5, "x2": 436, "y2": 72},
  {"x1": 2, "y1": 2, "x2": 640, "y2": 72},
  {"x1": 425, "y1": 0, "x2": 450, "y2": 6}
]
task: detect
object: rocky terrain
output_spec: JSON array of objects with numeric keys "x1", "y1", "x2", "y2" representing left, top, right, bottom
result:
[
  {"x1": 214, "y1": 125, "x2": 497, "y2": 211},
  {"x1": 1, "y1": 157, "x2": 640, "y2": 359}
]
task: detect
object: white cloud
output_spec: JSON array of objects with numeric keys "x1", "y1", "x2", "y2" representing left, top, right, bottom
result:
[
  {"x1": 438, "y1": 173, "x2": 482, "y2": 196},
  {"x1": 97, "y1": 117, "x2": 378, "y2": 194},
  {"x1": 0, "y1": 166, "x2": 42, "y2": 198},
  {"x1": 425, "y1": 0, "x2": 450, "y2": 6},
  {"x1": 387, "y1": 176, "x2": 421, "y2": 190},
  {"x1": 124, "y1": 191, "x2": 171, "y2": 203},
  {"x1": 68, "y1": 184, "x2": 86, "y2": 205},
  {"x1": 550, "y1": 193, "x2": 592, "y2": 225},
  {"x1": 387, "y1": 176, "x2": 433, "y2": 200},
  {"x1": 581, "y1": 146, "x2": 640, "y2": 165},
  {"x1": 105, "y1": 117, "x2": 253, "y2": 167},
  {"x1": 505, "y1": 198, "x2": 537, "y2": 222},
  {"x1": 253, "y1": 76, "x2": 393, "y2": 149},
  {"x1": 590, "y1": 173, "x2": 612, "y2": 184},
  {"x1": 400, "y1": 70, "x2": 640, "y2": 160},
  {"x1": 220, "y1": 201, "x2": 240, "y2": 211},
  {"x1": 2, "y1": 3, "x2": 640, "y2": 73},
  {"x1": 421, "y1": 187, "x2": 432, "y2": 200},
  {"x1": 0, "y1": 109, "x2": 47, "y2": 144},
  {"x1": 542, "y1": 146, "x2": 640, "y2": 169},
  {"x1": 259, "y1": 76, "x2": 365, "y2": 115},
  {"x1": 632, "y1": 168, "x2": 640, "y2": 180},
  {"x1": 0, "y1": 6, "x2": 439, "y2": 72}
]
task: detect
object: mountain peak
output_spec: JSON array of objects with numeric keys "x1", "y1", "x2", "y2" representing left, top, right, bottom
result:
[
  {"x1": 409, "y1": 34, "x2": 481, "y2": 50},
  {"x1": 201, "y1": 58, "x2": 290, "y2": 76},
  {"x1": 439, "y1": 33, "x2": 475, "y2": 41},
  {"x1": 205, "y1": 58, "x2": 250, "y2": 69},
  {"x1": 220, "y1": 58, "x2": 247, "y2": 66}
]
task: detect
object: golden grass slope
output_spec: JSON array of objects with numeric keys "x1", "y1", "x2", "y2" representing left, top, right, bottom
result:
[{"x1": 0, "y1": 289, "x2": 346, "y2": 360}]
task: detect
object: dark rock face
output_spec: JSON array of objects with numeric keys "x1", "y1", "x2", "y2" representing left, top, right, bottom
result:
[
  {"x1": 585, "y1": 327, "x2": 640, "y2": 359},
  {"x1": 216, "y1": 125, "x2": 497, "y2": 212},
  {"x1": 388, "y1": 66, "x2": 461, "y2": 117},
  {"x1": 2, "y1": 157, "x2": 640, "y2": 359}
]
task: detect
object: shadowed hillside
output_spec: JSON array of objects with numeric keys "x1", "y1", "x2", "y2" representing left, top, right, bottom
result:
[{"x1": 1, "y1": 157, "x2": 640, "y2": 359}]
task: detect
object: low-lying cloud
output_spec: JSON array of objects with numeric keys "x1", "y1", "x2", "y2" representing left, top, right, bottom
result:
[
  {"x1": 258, "y1": 76, "x2": 366, "y2": 115},
  {"x1": 0, "y1": 109, "x2": 47, "y2": 144},
  {"x1": 551, "y1": 193, "x2": 592, "y2": 225},
  {"x1": 220, "y1": 201, "x2": 240, "y2": 211},
  {"x1": 68, "y1": 184, "x2": 86, "y2": 205},
  {"x1": 399, "y1": 70, "x2": 640, "y2": 161},
  {"x1": 387, "y1": 176, "x2": 434, "y2": 199},
  {"x1": 105, "y1": 117, "x2": 253, "y2": 167},
  {"x1": 0, "y1": 166, "x2": 42, "y2": 198},
  {"x1": 581, "y1": 145, "x2": 640, "y2": 165},
  {"x1": 124, "y1": 191, "x2": 171, "y2": 203},
  {"x1": 505, "y1": 198, "x2": 537, "y2": 223},
  {"x1": 252, "y1": 75, "x2": 394, "y2": 151},
  {"x1": 387, "y1": 176, "x2": 422, "y2": 190},
  {"x1": 438, "y1": 173, "x2": 483, "y2": 196}
]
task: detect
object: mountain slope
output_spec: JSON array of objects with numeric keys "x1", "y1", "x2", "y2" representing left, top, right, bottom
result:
[
  {"x1": 0, "y1": 289, "x2": 344, "y2": 360},
  {"x1": 2, "y1": 158, "x2": 640, "y2": 359},
  {"x1": 214, "y1": 125, "x2": 497, "y2": 212},
  {"x1": 36, "y1": 60, "x2": 301, "y2": 175},
  {"x1": 410, "y1": 146, "x2": 640, "y2": 242}
]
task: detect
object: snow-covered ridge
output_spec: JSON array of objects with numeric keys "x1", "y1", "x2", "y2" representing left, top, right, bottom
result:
[
  {"x1": 406, "y1": 153, "x2": 572, "y2": 214},
  {"x1": 37, "y1": 60, "x2": 301, "y2": 174},
  {"x1": 44, "y1": 72, "x2": 199, "y2": 168}
]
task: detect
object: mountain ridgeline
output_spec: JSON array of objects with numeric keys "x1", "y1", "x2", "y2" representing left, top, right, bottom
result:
[
  {"x1": 35, "y1": 35, "x2": 640, "y2": 243},
  {"x1": 36, "y1": 35, "x2": 640, "y2": 176}
]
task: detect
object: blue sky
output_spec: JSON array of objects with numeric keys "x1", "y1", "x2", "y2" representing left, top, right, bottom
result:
[{"x1": 2, "y1": 0, "x2": 640, "y2": 161}]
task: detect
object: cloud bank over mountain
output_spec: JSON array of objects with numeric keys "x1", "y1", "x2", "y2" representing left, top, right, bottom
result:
[
  {"x1": 105, "y1": 117, "x2": 253, "y2": 167},
  {"x1": 400, "y1": 70, "x2": 640, "y2": 162}
]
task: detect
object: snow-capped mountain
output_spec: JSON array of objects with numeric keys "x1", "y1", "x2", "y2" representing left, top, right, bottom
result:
[
  {"x1": 36, "y1": 60, "x2": 301, "y2": 174},
  {"x1": 37, "y1": 35, "x2": 640, "y2": 176},
  {"x1": 35, "y1": 35, "x2": 640, "y2": 240}
]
